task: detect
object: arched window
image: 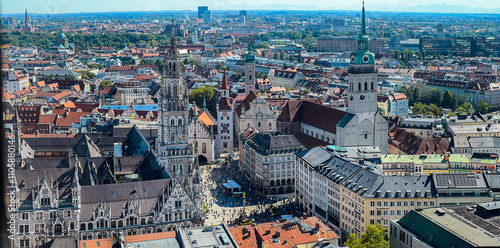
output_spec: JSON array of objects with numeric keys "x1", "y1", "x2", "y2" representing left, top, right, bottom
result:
[
  {"x1": 270, "y1": 180, "x2": 275, "y2": 186},
  {"x1": 364, "y1": 82, "x2": 368, "y2": 90},
  {"x1": 87, "y1": 223, "x2": 93, "y2": 230},
  {"x1": 173, "y1": 84, "x2": 178, "y2": 96},
  {"x1": 171, "y1": 118, "x2": 175, "y2": 126},
  {"x1": 371, "y1": 82, "x2": 374, "y2": 90},
  {"x1": 170, "y1": 133, "x2": 175, "y2": 143},
  {"x1": 202, "y1": 143, "x2": 207, "y2": 153},
  {"x1": 269, "y1": 123, "x2": 272, "y2": 129},
  {"x1": 258, "y1": 122, "x2": 261, "y2": 128},
  {"x1": 80, "y1": 223, "x2": 86, "y2": 231},
  {"x1": 358, "y1": 82, "x2": 361, "y2": 91},
  {"x1": 178, "y1": 117, "x2": 183, "y2": 125},
  {"x1": 167, "y1": 84, "x2": 172, "y2": 96},
  {"x1": 326, "y1": 137, "x2": 330, "y2": 143}
]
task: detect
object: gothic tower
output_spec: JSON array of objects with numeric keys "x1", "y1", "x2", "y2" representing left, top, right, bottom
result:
[
  {"x1": 244, "y1": 47, "x2": 256, "y2": 97},
  {"x1": 216, "y1": 71, "x2": 234, "y2": 157},
  {"x1": 157, "y1": 20, "x2": 194, "y2": 179}
]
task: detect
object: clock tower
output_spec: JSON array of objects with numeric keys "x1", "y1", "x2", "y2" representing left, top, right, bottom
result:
[
  {"x1": 244, "y1": 47, "x2": 256, "y2": 97},
  {"x1": 216, "y1": 71, "x2": 234, "y2": 158},
  {"x1": 347, "y1": 1, "x2": 377, "y2": 115},
  {"x1": 336, "y1": 2, "x2": 388, "y2": 153}
]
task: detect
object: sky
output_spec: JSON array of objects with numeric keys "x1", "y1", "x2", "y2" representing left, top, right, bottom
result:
[{"x1": 2, "y1": 0, "x2": 500, "y2": 14}]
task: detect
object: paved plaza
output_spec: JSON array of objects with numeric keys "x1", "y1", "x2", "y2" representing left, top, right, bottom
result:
[{"x1": 200, "y1": 159, "x2": 302, "y2": 226}]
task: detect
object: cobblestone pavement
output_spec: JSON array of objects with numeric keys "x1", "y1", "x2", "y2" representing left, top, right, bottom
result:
[{"x1": 201, "y1": 159, "x2": 302, "y2": 226}]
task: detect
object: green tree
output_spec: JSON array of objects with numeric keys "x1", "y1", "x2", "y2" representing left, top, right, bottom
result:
[
  {"x1": 285, "y1": 86, "x2": 291, "y2": 93},
  {"x1": 476, "y1": 100, "x2": 490, "y2": 114},
  {"x1": 297, "y1": 52, "x2": 303, "y2": 63},
  {"x1": 215, "y1": 63, "x2": 229, "y2": 71},
  {"x1": 275, "y1": 41, "x2": 284, "y2": 45},
  {"x1": 289, "y1": 55, "x2": 294, "y2": 62},
  {"x1": 456, "y1": 102, "x2": 473, "y2": 114},
  {"x1": 279, "y1": 51, "x2": 285, "y2": 60},
  {"x1": 344, "y1": 223, "x2": 389, "y2": 248},
  {"x1": 412, "y1": 103, "x2": 442, "y2": 117},
  {"x1": 140, "y1": 59, "x2": 155, "y2": 65},
  {"x1": 99, "y1": 80, "x2": 113, "y2": 90},
  {"x1": 189, "y1": 86, "x2": 216, "y2": 115},
  {"x1": 88, "y1": 63, "x2": 104, "y2": 70},
  {"x1": 274, "y1": 52, "x2": 278, "y2": 60},
  {"x1": 155, "y1": 59, "x2": 164, "y2": 73},
  {"x1": 261, "y1": 50, "x2": 266, "y2": 57},
  {"x1": 441, "y1": 90, "x2": 458, "y2": 109},
  {"x1": 65, "y1": 75, "x2": 77, "y2": 80},
  {"x1": 398, "y1": 86, "x2": 419, "y2": 106}
]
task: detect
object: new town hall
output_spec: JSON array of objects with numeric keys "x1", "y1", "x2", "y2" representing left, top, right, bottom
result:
[{"x1": 8, "y1": 23, "x2": 211, "y2": 248}]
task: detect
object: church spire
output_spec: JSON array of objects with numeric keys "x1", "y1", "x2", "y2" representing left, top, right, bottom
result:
[
  {"x1": 361, "y1": 1, "x2": 366, "y2": 36},
  {"x1": 202, "y1": 96, "x2": 206, "y2": 111}
]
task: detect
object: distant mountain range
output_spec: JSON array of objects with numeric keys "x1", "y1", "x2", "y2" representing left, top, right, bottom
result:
[{"x1": 232, "y1": 3, "x2": 500, "y2": 14}]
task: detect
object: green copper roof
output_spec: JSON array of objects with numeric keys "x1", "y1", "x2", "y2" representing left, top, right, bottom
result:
[
  {"x1": 350, "y1": 3, "x2": 375, "y2": 66},
  {"x1": 244, "y1": 47, "x2": 255, "y2": 63},
  {"x1": 58, "y1": 29, "x2": 67, "y2": 39}
]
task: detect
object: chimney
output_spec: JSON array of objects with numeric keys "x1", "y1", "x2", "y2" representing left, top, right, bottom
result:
[
  {"x1": 275, "y1": 230, "x2": 280, "y2": 238},
  {"x1": 315, "y1": 222, "x2": 320, "y2": 230}
]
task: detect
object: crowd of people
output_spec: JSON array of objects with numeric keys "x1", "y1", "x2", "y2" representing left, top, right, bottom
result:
[{"x1": 200, "y1": 159, "x2": 303, "y2": 225}]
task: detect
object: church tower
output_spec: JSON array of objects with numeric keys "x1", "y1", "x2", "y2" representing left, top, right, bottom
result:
[
  {"x1": 216, "y1": 71, "x2": 234, "y2": 158},
  {"x1": 157, "y1": 20, "x2": 194, "y2": 178},
  {"x1": 347, "y1": 1, "x2": 377, "y2": 115},
  {"x1": 244, "y1": 47, "x2": 256, "y2": 97},
  {"x1": 340, "y1": 2, "x2": 388, "y2": 153}
]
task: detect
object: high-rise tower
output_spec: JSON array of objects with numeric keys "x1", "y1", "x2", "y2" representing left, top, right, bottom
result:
[{"x1": 157, "y1": 20, "x2": 194, "y2": 179}]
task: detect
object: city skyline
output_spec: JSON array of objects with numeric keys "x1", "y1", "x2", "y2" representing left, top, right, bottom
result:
[{"x1": 2, "y1": 0, "x2": 500, "y2": 14}]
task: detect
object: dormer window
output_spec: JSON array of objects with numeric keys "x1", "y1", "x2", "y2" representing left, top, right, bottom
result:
[{"x1": 41, "y1": 197, "x2": 51, "y2": 208}]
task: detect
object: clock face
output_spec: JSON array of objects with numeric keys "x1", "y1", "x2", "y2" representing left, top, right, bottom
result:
[
  {"x1": 351, "y1": 55, "x2": 356, "y2": 63},
  {"x1": 349, "y1": 94, "x2": 354, "y2": 102},
  {"x1": 359, "y1": 94, "x2": 366, "y2": 102},
  {"x1": 223, "y1": 112, "x2": 228, "y2": 116},
  {"x1": 363, "y1": 55, "x2": 370, "y2": 63}
]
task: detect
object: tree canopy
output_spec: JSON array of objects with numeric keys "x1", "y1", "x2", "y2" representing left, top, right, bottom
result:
[
  {"x1": 412, "y1": 103, "x2": 442, "y2": 117},
  {"x1": 189, "y1": 86, "x2": 216, "y2": 116},
  {"x1": 476, "y1": 100, "x2": 490, "y2": 114},
  {"x1": 99, "y1": 80, "x2": 113, "y2": 90},
  {"x1": 344, "y1": 223, "x2": 389, "y2": 248}
]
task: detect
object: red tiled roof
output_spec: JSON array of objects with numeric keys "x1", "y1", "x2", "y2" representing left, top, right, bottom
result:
[
  {"x1": 219, "y1": 98, "x2": 231, "y2": 110},
  {"x1": 39, "y1": 114, "x2": 57, "y2": 124},
  {"x1": 277, "y1": 99, "x2": 346, "y2": 134},
  {"x1": 235, "y1": 91, "x2": 258, "y2": 116},
  {"x1": 221, "y1": 71, "x2": 229, "y2": 90},
  {"x1": 124, "y1": 231, "x2": 176, "y2": 243}
]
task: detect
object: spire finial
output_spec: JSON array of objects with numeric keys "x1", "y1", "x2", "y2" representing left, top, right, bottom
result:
[
  {"x1": 361, "y1": 1, "x2": 366, "y2": 36},
  {"x1": 202, "y1": 96, "x2": 206, "y2": 111}
]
